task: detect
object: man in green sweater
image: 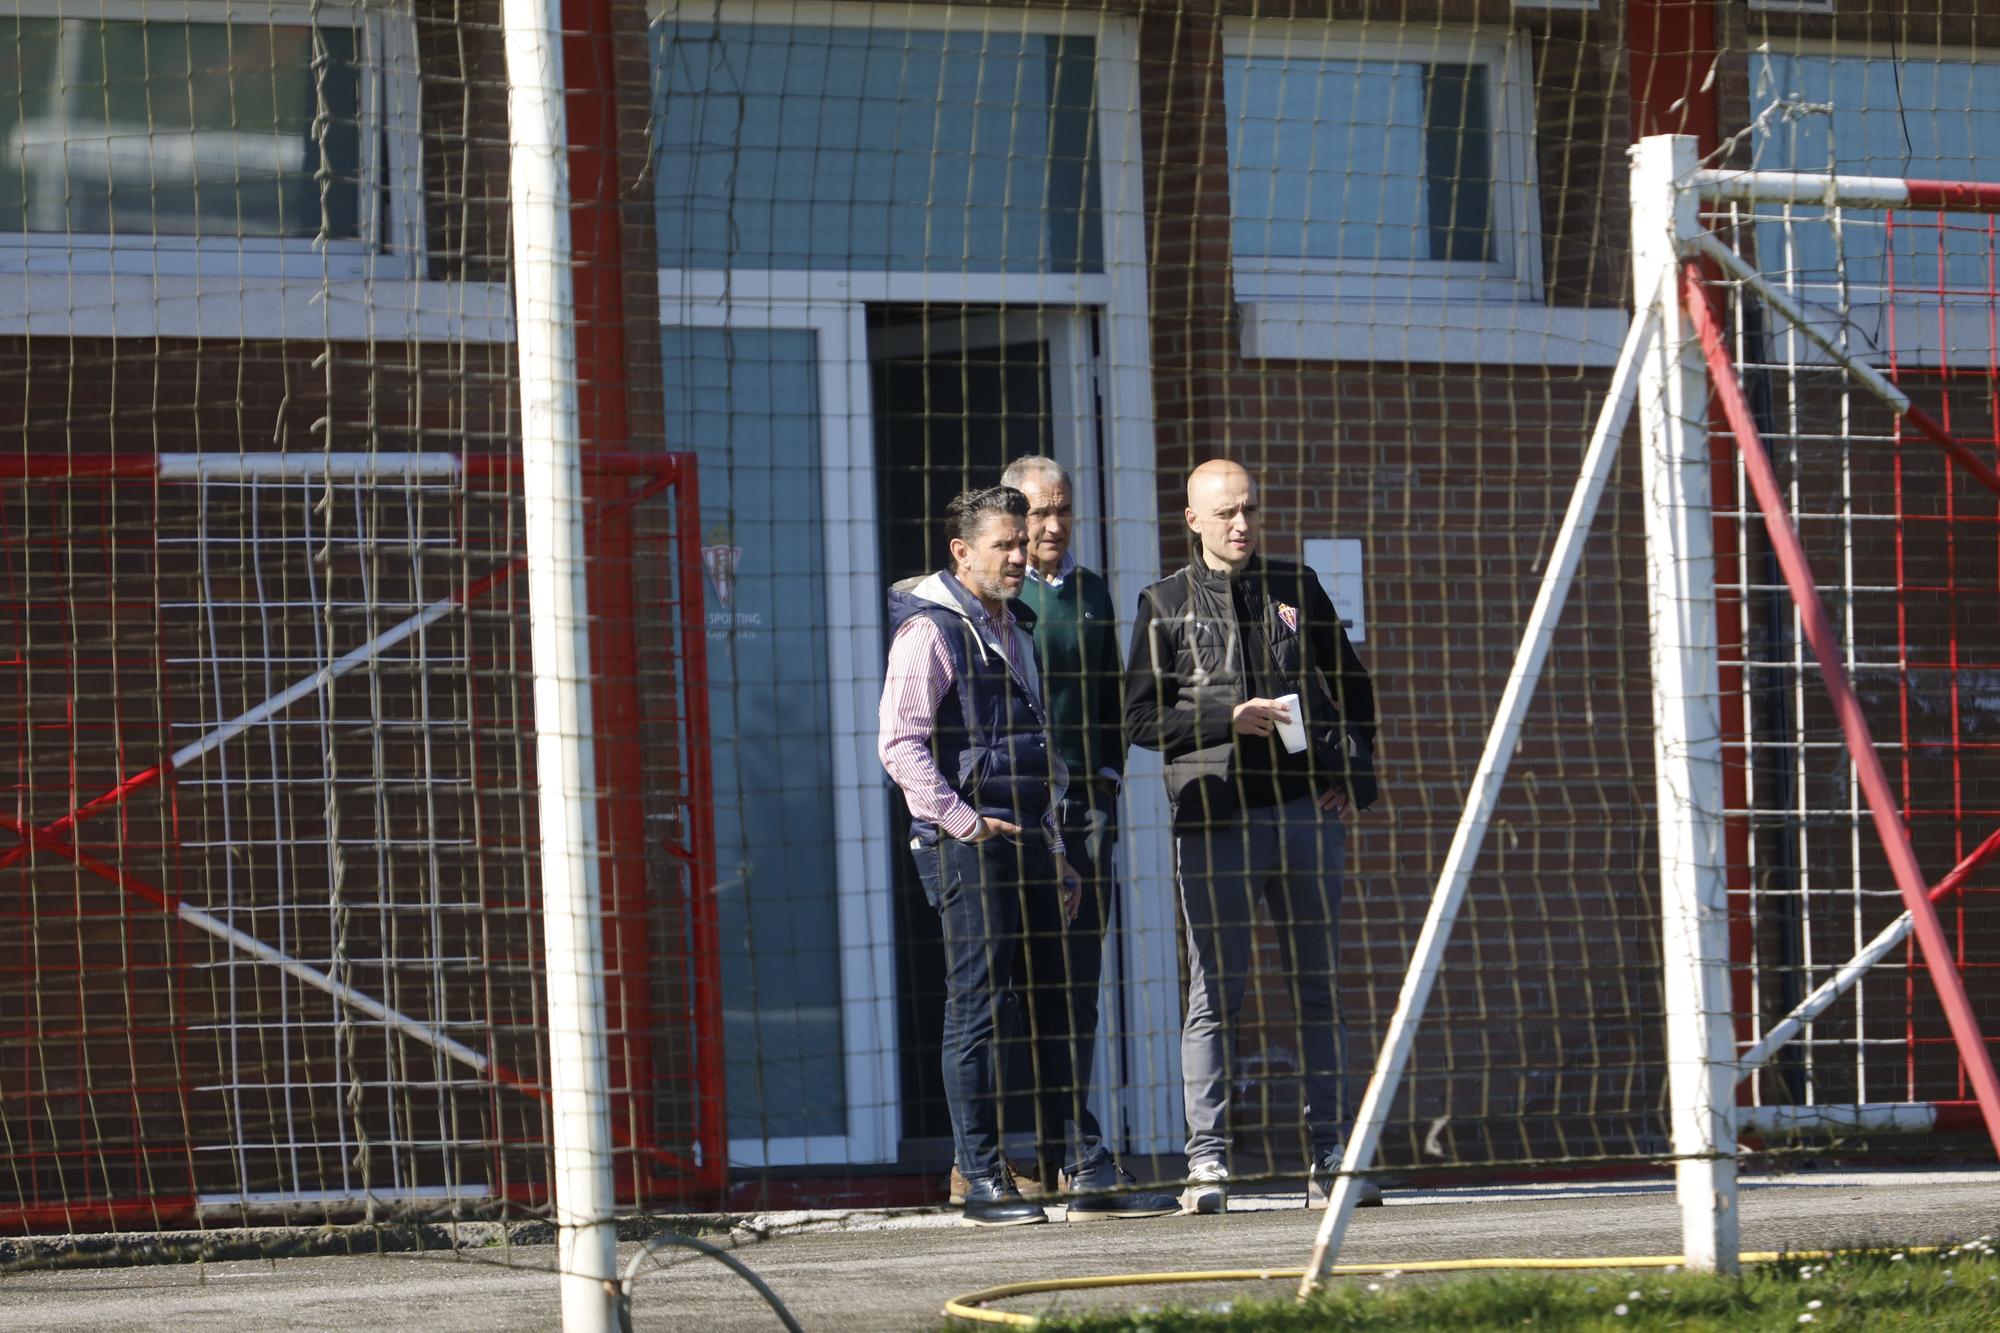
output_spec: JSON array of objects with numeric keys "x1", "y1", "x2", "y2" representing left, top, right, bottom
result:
[{"x1": 1002, "y1": 454, "x2": 1130, "y2": 1193}]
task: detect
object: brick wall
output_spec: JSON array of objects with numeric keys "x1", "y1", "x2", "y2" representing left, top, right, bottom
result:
[
  {"x1": 1131, "y1": 0, "x2": 2000, "y2": 1175},
  {"x1": 1137, "y1": 0, "x2": 1665, "y2": 1175},
  {"x1": 0, "y1": 0, "x2": 691, "y2": 1217},
  {"x1": 8, "y1": 0, "x2": 1997, "y2": 1213}
]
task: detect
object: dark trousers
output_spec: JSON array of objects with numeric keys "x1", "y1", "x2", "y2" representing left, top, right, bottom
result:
[
  {"x1": 1047, "y1": 783, "x2": 1118, "y2": 1173},
  {"x1": 916, "y1": 832, "x2": 1105, "y2": 1181},
  {"x1": 1176, "y1": 795, "x2": 1347, "y2": 1167}
]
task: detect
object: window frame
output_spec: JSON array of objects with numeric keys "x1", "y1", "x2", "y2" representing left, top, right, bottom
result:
[
  {"x1": 649, "y1": 0, "x2": 1112, "y2": 298},
  {"x1": 1220, "y1": 19, "x2": 1544, "y2": 304},
  {"x1": 0, "y1": 0, "x2": 423, "y2": 280}
]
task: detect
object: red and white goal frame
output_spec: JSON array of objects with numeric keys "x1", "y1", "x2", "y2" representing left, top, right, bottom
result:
[
  {"x1": 1304, "y1": 137, "x2": 2000, "y2": 1288},
  {"x1": 0, "y1": 449, "x2": 722, "y2": 1230}
]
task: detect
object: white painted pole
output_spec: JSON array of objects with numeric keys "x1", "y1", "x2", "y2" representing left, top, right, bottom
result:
[
  {"x1": 156, "y1": 452, "x2": 469, "y2": 480},
  {"x1": 1691, "y1": 168, "x2": 1918, "y2": 209},
  {"x1": 1689, "y1": 234, "x2": 1913, "y2": 414},
  {"x1": 1735, "y1": 910, "x2": 1915, "y2": 1084},
  {"x1": 1299, "y1": 305, "x2": 1656, "y2": 1295},
  {"x1": 174, "y1": 900, "x2": 494, "y2": 1074},
  {"x1": 1736, "y1": 1101, "x2": 1938, "y2": 1137},
  {"x1": 498, "y1": 3, "x2": 620, "y2": 1328},
  {"x1": 1093, "y1": 19, "x2": 1181, "y2": 1158},
  {"x1": 1631, "y1": 134, "x2": 1739, "y2": 1274}
]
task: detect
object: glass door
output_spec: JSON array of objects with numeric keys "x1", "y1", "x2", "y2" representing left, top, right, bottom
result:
[
  {"x1": 864, "y1": 307, "x2": 1122, "y2": 1153},
  {"x1": 662, "y1": 302, "x2": 896, "y2": 1166}
]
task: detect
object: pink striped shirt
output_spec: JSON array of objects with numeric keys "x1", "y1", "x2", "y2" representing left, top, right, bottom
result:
[{"x1": 878, "y1": 597, "x2": 1065, "y2": 854}]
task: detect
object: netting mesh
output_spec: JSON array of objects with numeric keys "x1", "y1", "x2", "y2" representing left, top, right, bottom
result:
[
  {"x1": 2, "y1": 455, "x2": 713, "y2": 1224},
  {"x1": 1707, "y1": 33, "x2": 2000, "y2": 1120},
  {"x1": 0, "y1": 0, "x2": 1997, "y2": 1314}
]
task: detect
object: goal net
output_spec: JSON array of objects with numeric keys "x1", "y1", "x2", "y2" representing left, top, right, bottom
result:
[
  {"x1": 2, "y1": 453, "x2": 717, "y2": 1224},
  {"x1": 5, "y1": 0, "x2": 2000, "y2": 1324},
  {"x1": 1307, "y1": 45, "x2": 2000, "y2": 1287},
  {"x1": 1705, "y1": 110, "x2": 2000, "y2": 1135}
]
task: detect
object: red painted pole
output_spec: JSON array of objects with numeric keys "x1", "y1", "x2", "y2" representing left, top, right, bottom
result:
[
  {"x1": 1931, "y1": 826, "x2": 2000, "y2": 905},
  {"x1": 1903, "y1": 180, "x2": 2000, "y2": 214},
  {"x1": 557, "y1": 0, "x2": 664, "y2": 1204},
  {"x1": 1627, "y1": 0, "x2": 1722, "y2": 148},
  {"x1": 1682, "y1": 261, "x2": 2000, "y2": 1159},
  {"x1": 1899, "y1": 405, "x2": 2000, "y2": 501}
]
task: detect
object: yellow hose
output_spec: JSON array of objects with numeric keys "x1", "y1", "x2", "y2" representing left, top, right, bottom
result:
[{"x1": 942, "y1": 1247, "x2": 1932, "y2": 1327}]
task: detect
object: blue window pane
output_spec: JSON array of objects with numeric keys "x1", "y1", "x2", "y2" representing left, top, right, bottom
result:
[
  {"x1": 1226, "y1": 54, "x2": 1492, "y2": 264},
  {"x1": 0, "y1": 18, "x2": 361, "y2": 239},
  {"x1": 1753, "y1": 54, "x2": 2000, "y2": 294},
  {"x1": 663, "y1": 327, "x2": 847, "y2": 1143},
  {"x1": 653, "y1": 24, "x2": 1100, "y2": 273}
]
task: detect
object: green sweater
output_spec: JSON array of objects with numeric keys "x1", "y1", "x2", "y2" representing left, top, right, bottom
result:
[{"x1": 1019, "y1": 563, "x2": 1126, "y2": 782}]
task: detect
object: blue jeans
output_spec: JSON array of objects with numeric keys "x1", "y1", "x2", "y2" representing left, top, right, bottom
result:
[
  {"x1": 1176, "y1": 795, "x2": 1347, "y2": 1167},
  {"x1": 913, "y1": 833, "x2": 1105, "y2": 1181}
]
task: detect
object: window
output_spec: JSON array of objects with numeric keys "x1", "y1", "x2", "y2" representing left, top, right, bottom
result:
[
  {"x1": 1222, "y1": 23, "x2": 1540, "y2": 302},
  {"x1": 652, "y1": 20, "x2": 1100, "y2": 275},
  {"x1": 1752, "y1": 49, "x2": 2000, "y2": 298},
  {"x1": 0, "y1": 3, "x2": 415, "y2": 278}
]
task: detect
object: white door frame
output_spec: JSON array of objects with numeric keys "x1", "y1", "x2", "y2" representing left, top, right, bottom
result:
[
  {"x1": 1092, "y1": 19, "x2": 1181, "y2": 1158},
  {"x1": 666, "y1": 297, "x2": 900, "y2": 1167},
  {"x1": 863, "y1": 308, "x2": 1103, "y2": 565},
  {"x1": 654, "y1": 6, "x2": 1175, "y2": 1162}
]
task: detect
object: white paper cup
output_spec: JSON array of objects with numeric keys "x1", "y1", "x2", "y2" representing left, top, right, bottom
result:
[{"x1": 1273, "y1": 692, "x2": 1308, "y2": 754}]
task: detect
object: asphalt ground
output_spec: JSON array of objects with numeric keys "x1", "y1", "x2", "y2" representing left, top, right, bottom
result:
[{"x1": 1, "y1": 1169, "x2": 1995, "y2": 1331}]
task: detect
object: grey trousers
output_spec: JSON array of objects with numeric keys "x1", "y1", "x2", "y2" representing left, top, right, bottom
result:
[{"x1": 1176, "y1": 795, "x2": 1347, "y2": 1168}]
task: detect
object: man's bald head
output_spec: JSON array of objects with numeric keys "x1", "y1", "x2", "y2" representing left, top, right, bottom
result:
[
  {"x1": 1184, "y1": 460, "x2": 1258, "y2": 572},
  {"x1": 1186, "y1": 458, "x2": 1252, "y2": 512}
]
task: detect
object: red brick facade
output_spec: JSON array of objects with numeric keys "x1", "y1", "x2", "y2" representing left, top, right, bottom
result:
[
  {"x1": 0, "y1": 0, "x2": 703, "y2": 1223},
  {"x1": 1139, "y1": 0, "x2": 1999, "y2": 1172},
  {"x1": 3, "y1": 0, "x2": 1997, "y2": 1224}
]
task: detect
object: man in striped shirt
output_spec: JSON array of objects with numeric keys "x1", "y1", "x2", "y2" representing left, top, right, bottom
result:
[{"x1": 881, "y1": 486, "x2": 1174, "y2": 1226}]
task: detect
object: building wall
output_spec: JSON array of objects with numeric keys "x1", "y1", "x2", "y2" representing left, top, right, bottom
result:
[
  {"x1": 6, "y1": 0, "x2": 1998, "y2": 1216},
  {"x1": 0, "y1": 0, "x2": 702, "y2": 1219},
  {"x1": 1137, "y1": 0, "x2": 1661, "y2": 1172},
  {"x1": 1137, "y1": 0, "x2": 2000, "y2": 1171}
]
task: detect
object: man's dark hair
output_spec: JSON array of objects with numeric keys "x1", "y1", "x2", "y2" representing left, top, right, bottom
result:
[{"x1": 944, "y1": 485, "x2": 1028, "y2": 548}]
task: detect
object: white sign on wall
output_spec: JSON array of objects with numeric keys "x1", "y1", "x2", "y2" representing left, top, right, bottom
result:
[{"x1": 1301, "y1": 537, "x2": 1366, "y2": 643}]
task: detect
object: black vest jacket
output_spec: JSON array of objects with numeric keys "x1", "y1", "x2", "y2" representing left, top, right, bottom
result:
[
  {"x1": 1140, "y1": 557, "x2": 1377, "y2": 814},
  {"x1": 887, "y1": 571, "x2": 1058, "y2": 842}
]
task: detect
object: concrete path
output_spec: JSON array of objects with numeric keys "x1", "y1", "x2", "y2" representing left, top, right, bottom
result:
[{"x1": 1, "y1": 1170, "x2": 1994, "y2": 1331}]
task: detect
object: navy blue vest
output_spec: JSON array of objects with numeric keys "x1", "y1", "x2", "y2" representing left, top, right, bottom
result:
[{"x1": 887, "y1": 573, "x2": 1056, "y2": 842}]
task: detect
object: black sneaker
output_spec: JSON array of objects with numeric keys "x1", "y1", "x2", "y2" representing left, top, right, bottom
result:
[
  {"x1": 1308, "y1": 1153, "x2": 1383, "y2": 1208},
  {"x1": 1058, "y1": 1152, "x2": 1178, "y2": 1222},
  {"x1": 959, "y1": 1168, "x2": 1049, "y2": 1227}
]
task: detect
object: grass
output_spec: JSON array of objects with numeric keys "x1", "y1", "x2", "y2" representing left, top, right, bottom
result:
[{"x1": 1014, "y1": 1239, "x2": 2000, "y2": 1331}]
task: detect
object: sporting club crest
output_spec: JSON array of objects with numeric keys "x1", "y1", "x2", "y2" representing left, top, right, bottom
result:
[{"x1": 701, "y1": 525, "x2": 743, "y2": 608}]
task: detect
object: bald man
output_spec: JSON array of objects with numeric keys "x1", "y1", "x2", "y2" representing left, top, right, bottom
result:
[{"x1": 1124, "y1": 460, "x2": 1380, "y2": 1215}]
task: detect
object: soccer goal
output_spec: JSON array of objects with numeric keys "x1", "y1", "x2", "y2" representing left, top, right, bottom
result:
[
  {"x1": 1305, "y1": 134, "x2": 2000, "y2": 1287},
  {"x1": 0, "y1": 449, "x2": 720, "y2": 1226}
]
